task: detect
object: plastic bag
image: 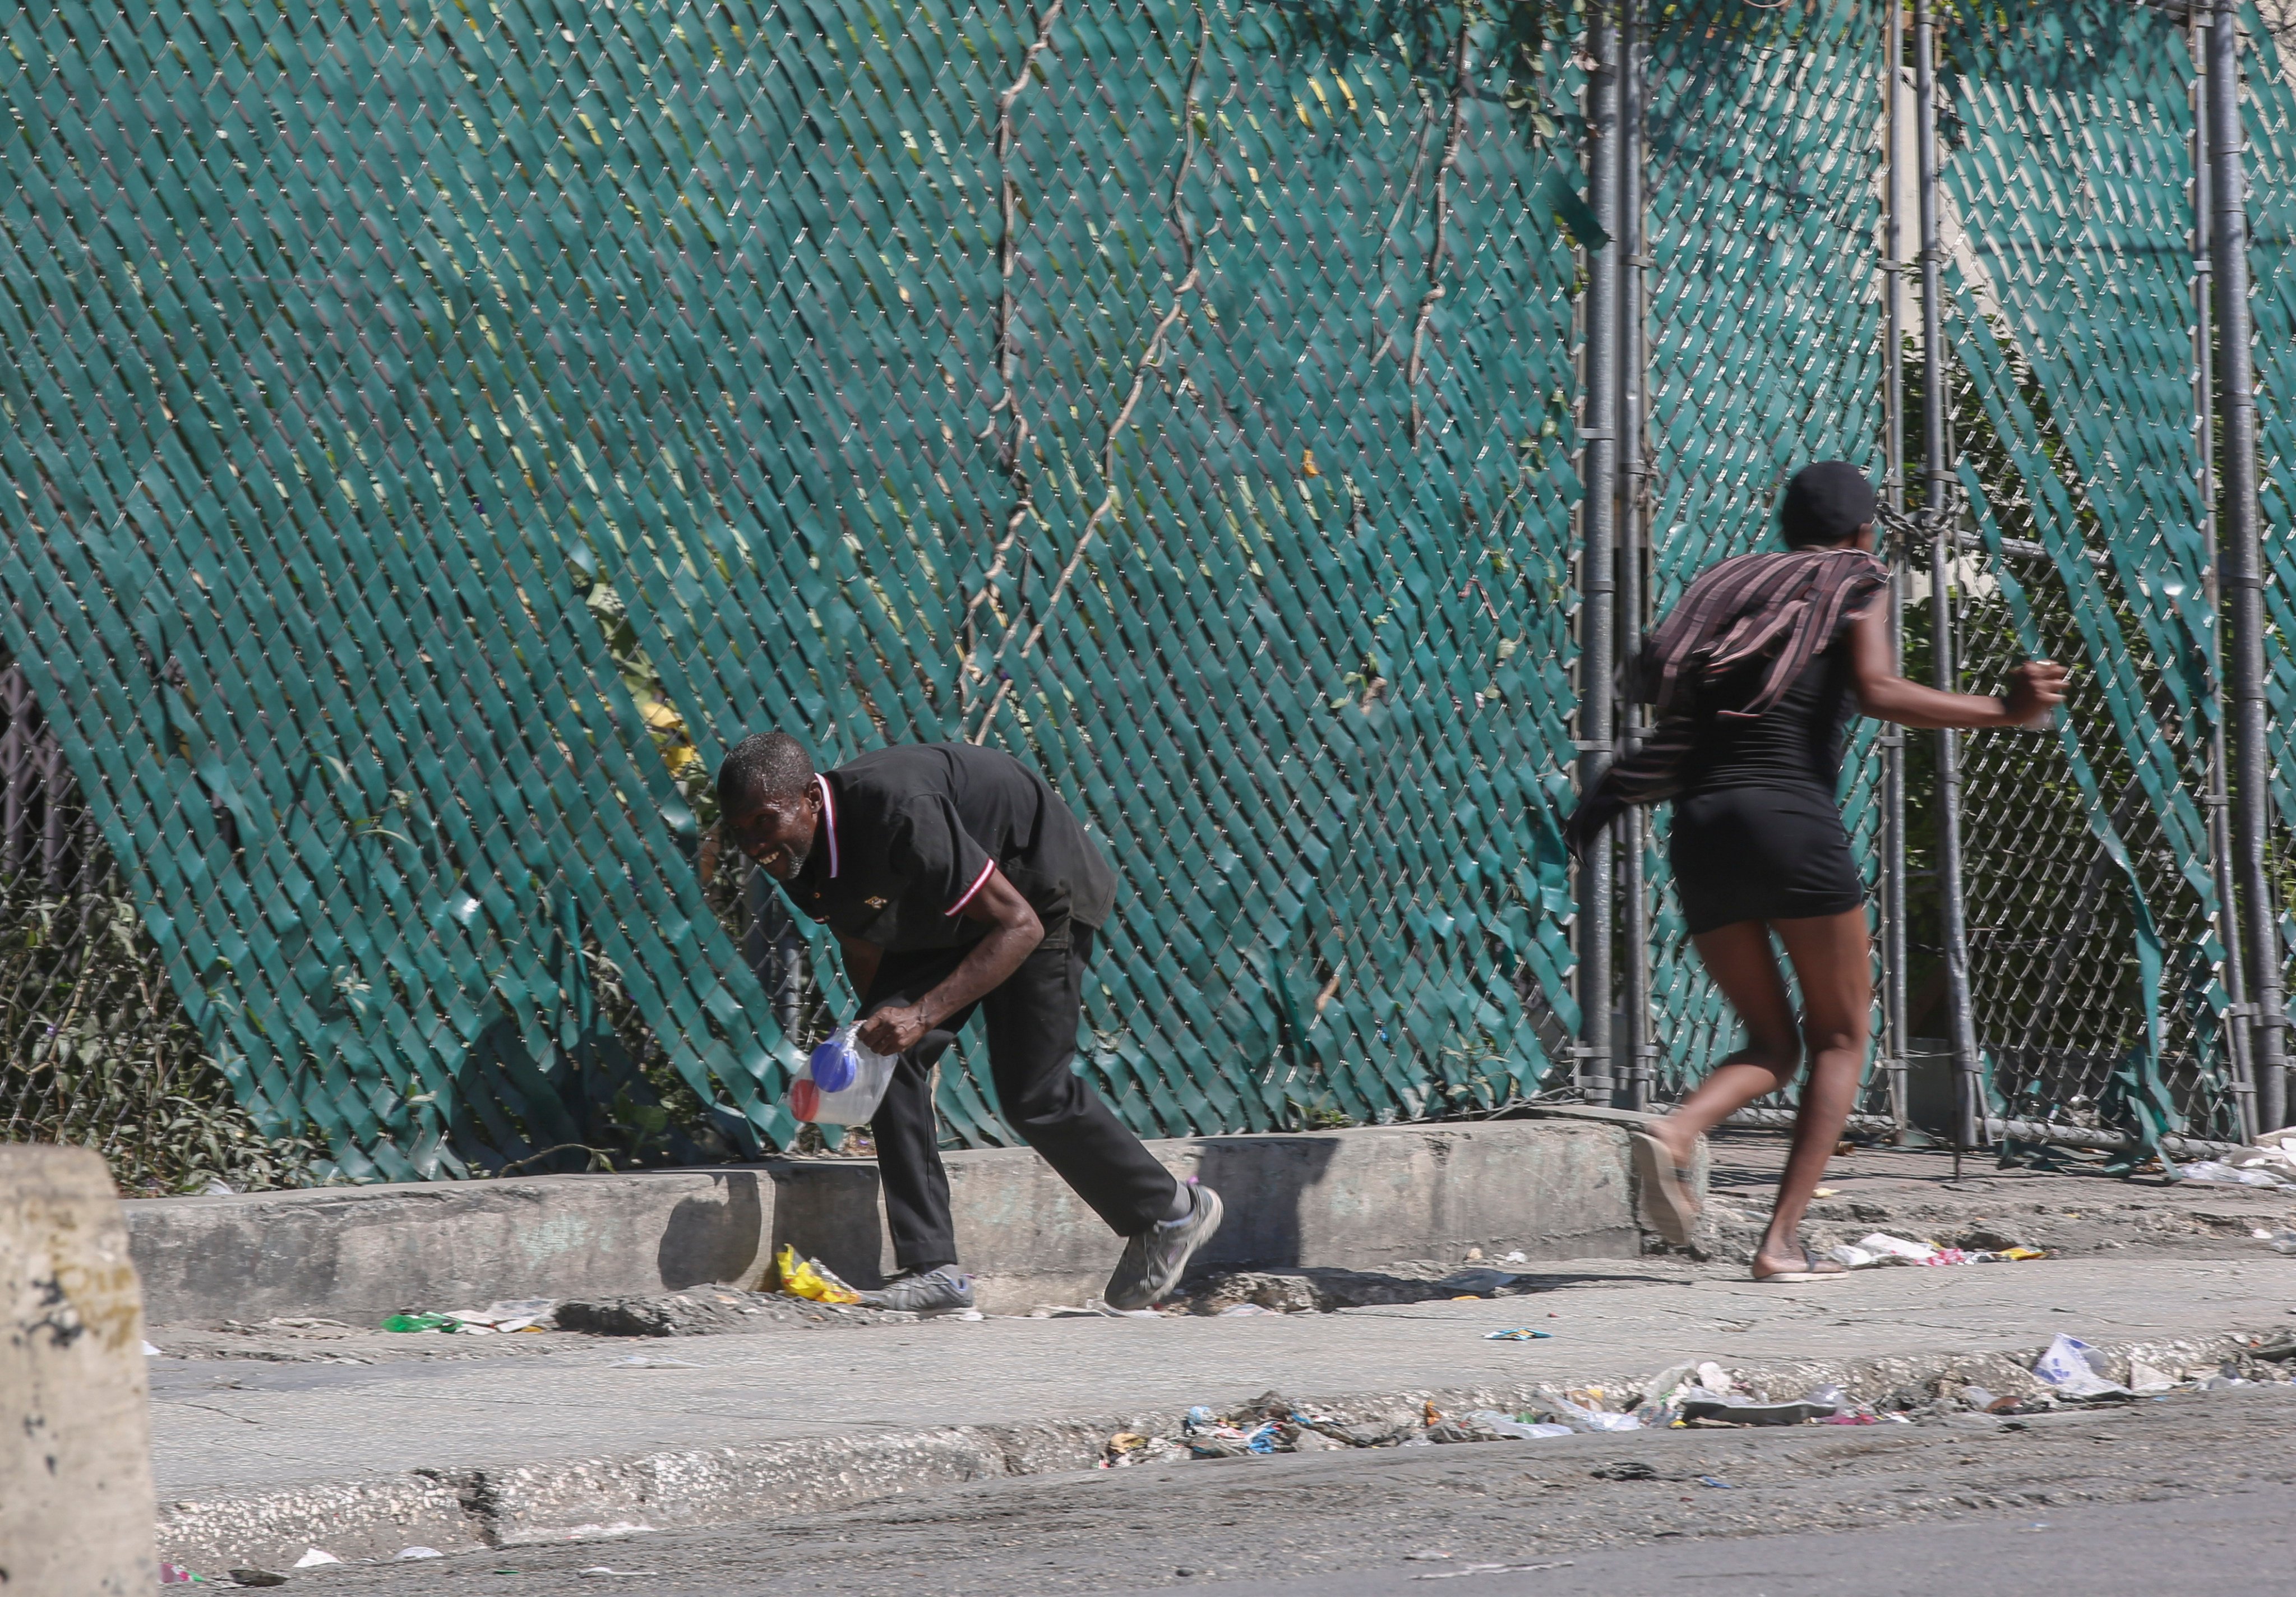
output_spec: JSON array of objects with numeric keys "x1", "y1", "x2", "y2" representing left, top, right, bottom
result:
[
  {"x1": 786, "y1": 1025, "x2": 898, "y2": 1125},
  {"x1": 2178, "y1": 1159, "x2": 2293, "y2": 1191},
  {"x1": 1530, "y1": 1386, "x2": 1643, "y2": 1433},
  {"x1": 2032, "y1": 1333, "x2": 2128, "y2": 1398},
  {"x1": 774, "y1": 1243, "x2": 862, "y2": 1305}
]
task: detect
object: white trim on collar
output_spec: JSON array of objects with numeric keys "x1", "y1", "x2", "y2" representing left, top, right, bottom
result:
[{"x1": 816, "y1": 773, "x2": 839, "y2": 879}]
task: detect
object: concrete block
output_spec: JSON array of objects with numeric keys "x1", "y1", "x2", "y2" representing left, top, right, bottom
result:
[
  {"x1": 126, "y1": 1120, "x2": 1667, "y2": 1324},
  {"x1": 3, "y1": 1144, "x2": 157, "y2": 1593},
  {"x1": 130, "y1": 1168, "x2": 777, "y2": 1326},
  {"x1": 939, "y1": 1120, "x2": 1646, "y2": 1310}
]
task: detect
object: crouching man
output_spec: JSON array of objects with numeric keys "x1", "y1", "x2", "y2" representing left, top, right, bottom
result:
[{"x1": 718, "y1": 734, "x2": 1222, "y2": 1313}]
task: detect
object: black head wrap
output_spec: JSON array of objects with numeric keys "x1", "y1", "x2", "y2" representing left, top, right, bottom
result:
[{"x1": 1778, "y1": 461, "x2": 1877, "y2": 548}]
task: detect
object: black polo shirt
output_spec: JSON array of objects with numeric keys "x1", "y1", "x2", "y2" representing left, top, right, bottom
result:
[{"x1": 780, "y1": 744, "x2": 1116, "y2": 953}]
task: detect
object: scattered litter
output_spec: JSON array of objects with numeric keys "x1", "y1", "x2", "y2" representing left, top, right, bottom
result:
[
  {"x1": 1678, "y1": 1386, "x2": 1841, "y2": 1427},
  {"x1": 773, "y1": 1244, "x2": 862, "y2": 1305},
  {"x1": 396, "y1": 1547, "x2": 445, "y2": 1560},
  {"x1": 1216, "y1": 1302, "x2": 1274, "y2": 1316},
  {"x1": 158, "y1": 1567, "x2": 204, "y2": 1585},
  {"x1": 1812, "y1": 1187, "x2": 1840, "y2": 1198},
  {"x1": 1415, "y1": 1561, "x2": 1574, "y2": 1580},
  {"x1": 291, "y1": 1550, "x2": 341, "y2": 1568},
  {"x1": 201, "y1": 1178, "x2": 238, "y2": 1196},
  {"x1": 379, "y1": 1298, "x2": 555, "y2": 1335},
  {"x1": 1435, "y1": 1267, "x2": 1524, "y2": 1296},
  {"x1": 1698, "y1": 1475, "x2": 1734, "y2": 1488},
  {"x1": 442, "y1": 1299, "x2": 555, "y2": 1333},
  {"x1": 606, "y1": 1354, "x2": 701, "y2": 1368},
  {"x1": 1499, "y1": 1250, "x2": 1527, "y2": 1263},
  {"x1": 576, "y1": 1570, "x2": 662, "y2": 1578},
  {"x1": 1430, "y1": 1410, "x2": 1574, "y2": 1443},
  {"x1": 1100, "y1": 1431, "x2": 1189, "y2": 1468},
  {"x1": 1590, "y1": 1460, "x2": 1658, "y2": 1480},
  {"x1": 2032, "y1": 1333, "x2": 2131, "y2": 1399},
  {"x1": 1484, "y1": 1326, "x2": 1555, "y2": 1341},
  {"x1": 2178, "y1": 1129, "x2": 2296, "y2": 1190},
  {"x1": 228, "y1": 1572, "x2": 288, "y2": 1588},
  {"x1": 2176, "y1": 1159, "x2": 2293, "y2": 1192},
  {"x1": 2264, "y1": 1232, "x2": 2296, "y2": 1256},
  {"x1": 2128, "y1": 1359, "x2": 2179, "y2": 1395},
  {"x1": 1403, "y1": 1552, "x2": 1454, "y2": 1562},
  {"x1": 143, "y1": 1341, "x2": 163, "y2": 1356},
  {"x1": 1831, "y1": 1233, "x2": 2044, "y2": 1269},
  {"x1": 1530, "y1": 1387, "x2": 1643, "y2": 1433}
]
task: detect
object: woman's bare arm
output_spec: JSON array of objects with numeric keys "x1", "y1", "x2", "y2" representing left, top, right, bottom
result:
[{"x1": 1847, "y1": 603, "x2": 2068, "y2": 730}]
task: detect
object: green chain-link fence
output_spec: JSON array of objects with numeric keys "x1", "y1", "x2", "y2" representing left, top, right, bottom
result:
[{"x1": 2, "y1": 0, "x2": 2288, "y2": 1184}]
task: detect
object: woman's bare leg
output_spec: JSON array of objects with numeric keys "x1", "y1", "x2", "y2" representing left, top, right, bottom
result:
[
  {"x1": 1651, "y1": 909, "x2": 1870, "y2": 1276},
  {"x1": 1761, "y1": 907, "x2": 1873, "y2": 1267},
  {"x1": 1648, "y1": 921, "x2": 1803, "y2": 1174}
]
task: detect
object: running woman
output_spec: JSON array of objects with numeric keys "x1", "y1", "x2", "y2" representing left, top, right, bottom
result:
[{"x1": 1568, "y1": 461, "x2": 2067, "y2": 1281}]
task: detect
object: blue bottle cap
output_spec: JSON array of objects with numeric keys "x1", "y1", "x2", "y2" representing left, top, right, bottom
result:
[{"x1": 809, "y1": 1036, "x2": 857, "y2": 1093}]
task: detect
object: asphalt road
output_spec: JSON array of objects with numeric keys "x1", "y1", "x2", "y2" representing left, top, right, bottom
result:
[{"x1": 283, "y1": 1381, "x2": 2296, "y2": 1597}]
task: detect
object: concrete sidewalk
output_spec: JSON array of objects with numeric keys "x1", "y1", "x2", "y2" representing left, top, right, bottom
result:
[{"x1": 151, "y1": 1250, "x2": 2296, "y2": 1569}]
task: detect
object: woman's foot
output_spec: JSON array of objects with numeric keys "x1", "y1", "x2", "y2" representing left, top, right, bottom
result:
[
  {"x1": 1750, "y1": 1243, "x2": 1846, "y2": 1283},
  {"x1": 1630, "y1": 1123, "x2": 1702, "y2": 1248}
]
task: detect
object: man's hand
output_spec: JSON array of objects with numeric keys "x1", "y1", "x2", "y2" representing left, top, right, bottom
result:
[
  {"x1": 858, "y1": 1003, "x2": 933, "y2": 1056},
  {"x1": 2004, "y1": 659, "x2": 2070, "y2": 727}
]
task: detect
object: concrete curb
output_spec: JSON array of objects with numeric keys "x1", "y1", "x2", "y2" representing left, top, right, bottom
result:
[
  {"x1": 154, "y1": 1324, "x2": 2270, "y2": 1568},
  {"x1": 130, "y1": 1119, "x2": 1662, "y2": 1323}
]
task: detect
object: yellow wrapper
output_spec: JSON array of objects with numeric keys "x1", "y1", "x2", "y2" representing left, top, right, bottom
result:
[{"x1": 775, "y1": 1242, "x2": 863, "y2": 1304}]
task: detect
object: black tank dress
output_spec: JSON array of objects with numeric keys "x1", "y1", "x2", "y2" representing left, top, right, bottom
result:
[{"x1": 1667, "y1": 640, "x2": 1865, "y2": 935}]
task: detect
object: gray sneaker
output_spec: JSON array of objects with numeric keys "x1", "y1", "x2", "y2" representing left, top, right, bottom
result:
[
  {"x1": 860, "y1": 1264, "x2": 976, "y2": 1315},
  {"x1": 1104, "y1": 1183, "x2": 1224, "y2": 1310}
]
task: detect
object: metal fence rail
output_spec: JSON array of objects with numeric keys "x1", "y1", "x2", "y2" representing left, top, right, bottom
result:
[{"x1": 0, "y1": 0, "x2": 2288, "y2": 1184}]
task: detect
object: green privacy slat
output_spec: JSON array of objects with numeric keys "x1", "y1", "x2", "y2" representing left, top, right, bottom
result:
[
  {"x1": 1642, "y1": 0, "x2": 1887, "y2": 1098},
  {"x1": 0, "y1": 0, "x2": 1590, "y2": 1171},
  {"x1": 0, "y1": 1, "x2": 2266, "y2": 1173},
  {"x1": 2244, "y1": 8, "x2": 2296, "y2": 901},
  {"x1": 1937, "y1": 1, "x2": 2238, "y2": 1138}
]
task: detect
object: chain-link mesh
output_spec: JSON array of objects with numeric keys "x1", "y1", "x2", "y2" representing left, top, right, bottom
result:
[
  {"x1": 1934, "y1": 1, "x2": 2236, "y2": 1141},
  {"x1": 1, "y1": 659, "x2": 306, "y2": 1189},
  {"x1": 2247, "y1": 4, "x2": 2296, "y2": 990},
  {"x1": 2, "y1": 2, "x2": 2288, "y2": 1182},
  {"x1": 0, "y1": 1, "x2": 1603, "y2": 1178}
]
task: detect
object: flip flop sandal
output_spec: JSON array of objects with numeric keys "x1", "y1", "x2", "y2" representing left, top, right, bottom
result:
[
  {"x1": 1751, "y1": 1248, "x2": 1849, "y2": 1284},
  {"x1": 1630, "y1": 1131, "x2": 1700, "y2": 1248}
]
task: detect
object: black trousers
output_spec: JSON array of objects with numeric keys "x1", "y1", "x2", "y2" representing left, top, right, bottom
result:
[{"x1": 861, "y1": 927, "x2": 1180, "y2": 1271}]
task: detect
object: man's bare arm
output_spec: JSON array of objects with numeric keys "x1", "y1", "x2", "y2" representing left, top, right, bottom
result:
[{"x1": 854, "y1": 867, "x2": 1042, "y2": 1055}]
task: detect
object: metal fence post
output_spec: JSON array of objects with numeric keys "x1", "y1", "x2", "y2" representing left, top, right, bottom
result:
[
  {"x1": 2207, "y1": 0, "x2": 2288, "y2": 1134},
  {"x1": 1616, "y1": 0, "x2": 1651, "y2": 1112},
  {"x1": 1880, "y1": 0, "x2": 1911, "y2": 1138},
  {"x1": 1914, "y1": 0, "x2": 1983, "y2": 1156},
  {"x1": 1577, "y1": 2, "x2": 1621, "y2": 1104},
  {"x1": 2193, "y1": 4, "x2": 2260, "y2": 1143}
]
